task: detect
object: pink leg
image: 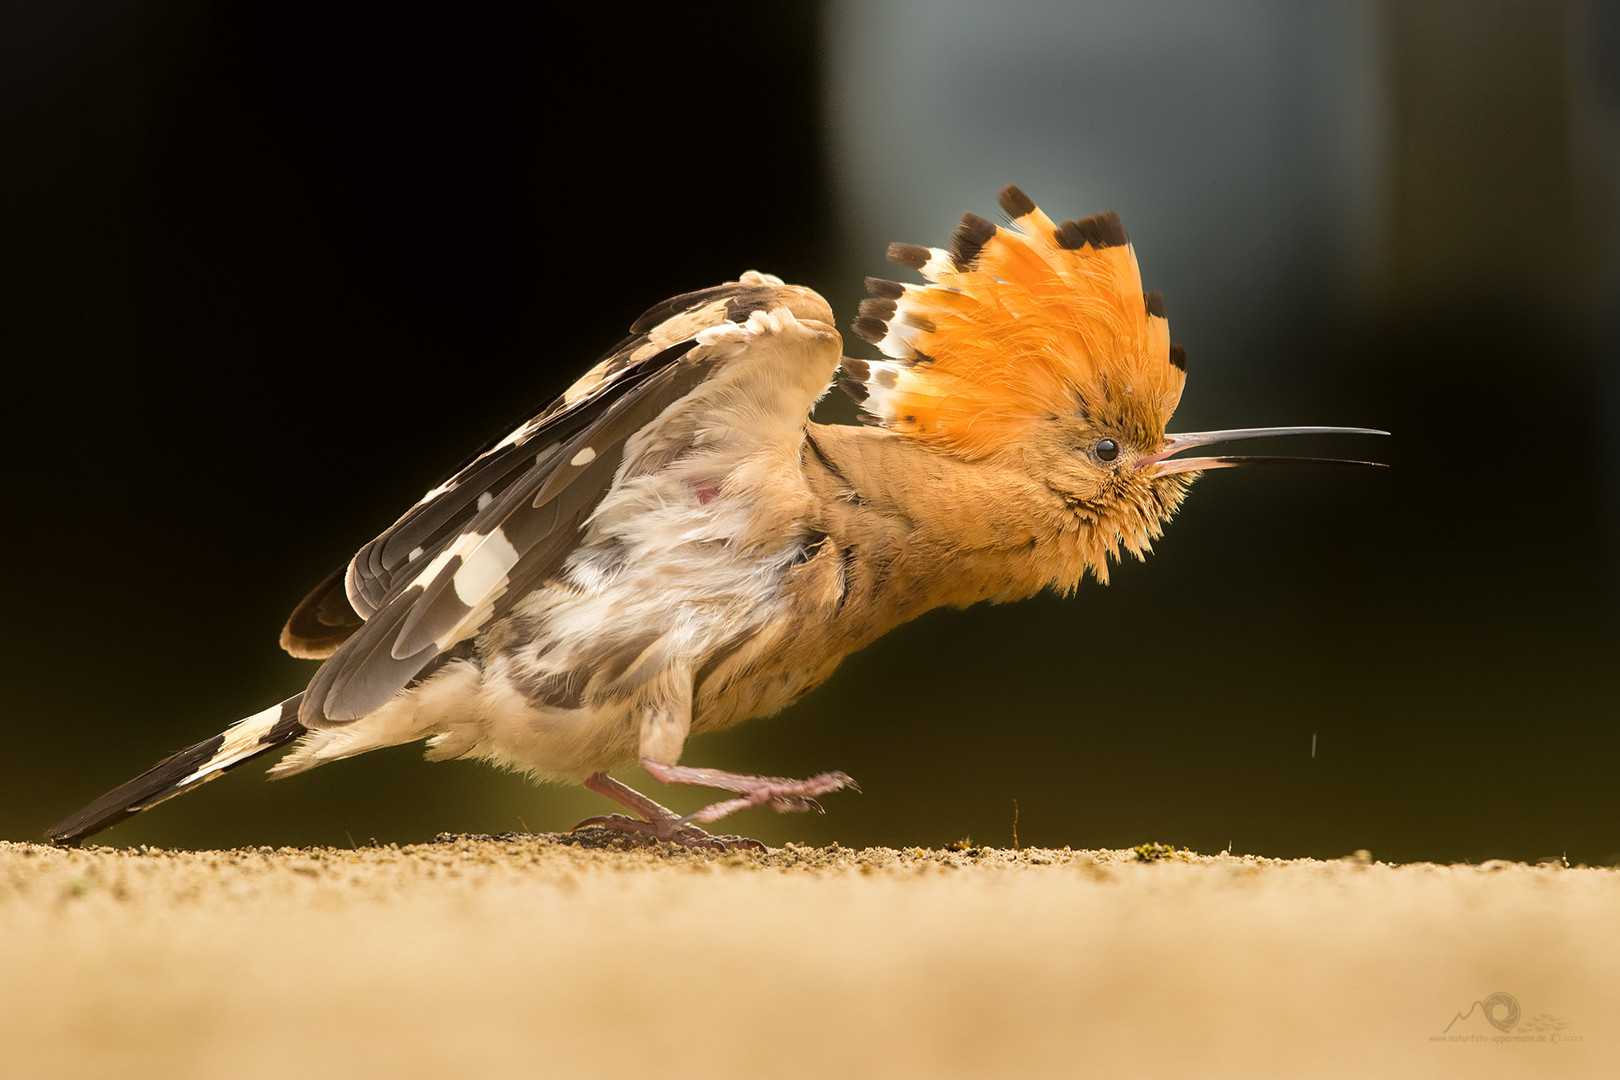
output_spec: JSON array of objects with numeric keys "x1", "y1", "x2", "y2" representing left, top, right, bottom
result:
[
  {"x1": 575, "y1": 773, "x2": 767, "y2": 852},
  {"x1": 572, "y1": 762, "x2": 859, "y2": 850},
  {"x1": 639, "y1": 758, "x2": 858, "y2": 824}
]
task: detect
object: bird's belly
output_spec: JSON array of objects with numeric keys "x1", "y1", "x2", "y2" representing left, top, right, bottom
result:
[
  {"x1": 449, "y1": 671, "x2": 645, "y2": 782},
  {"x1": 456, "y1": 520, "x2": 815, "y2": 779}
]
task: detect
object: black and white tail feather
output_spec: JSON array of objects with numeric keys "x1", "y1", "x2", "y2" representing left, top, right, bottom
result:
[
  {"x1": 46, "y1": 271, "x2": 815, "y2": 845},
  {"x1": 46, "y1": 697, "x2": 306, "y2": 844}
]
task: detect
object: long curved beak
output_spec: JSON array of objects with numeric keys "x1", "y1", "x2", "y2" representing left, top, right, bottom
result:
[{"x1": 1136, "y1": 426, "x2": 1389, "y2": 476}]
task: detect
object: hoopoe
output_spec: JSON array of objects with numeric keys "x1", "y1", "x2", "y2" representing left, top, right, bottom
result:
[{"x1": 47, "y1": 186, "x2": 1382, "y2": 849}]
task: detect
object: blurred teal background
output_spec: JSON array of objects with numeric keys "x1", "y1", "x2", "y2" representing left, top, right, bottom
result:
[{"x1": 4, "y1": 2, "x2": 1617, "y2": 863}]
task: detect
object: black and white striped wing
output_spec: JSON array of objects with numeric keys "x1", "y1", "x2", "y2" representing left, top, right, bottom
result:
[
  {"x1": 288, "y1": 273, "x2": 830, "y2": 727},
  {"x1": 279, "y1": 331, "x2": 669, "y2": 659}
]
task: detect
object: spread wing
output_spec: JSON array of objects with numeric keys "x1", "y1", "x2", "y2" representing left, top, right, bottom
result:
[{"x1": 285, "y1": 272, "x2": 839, "y2": 727}]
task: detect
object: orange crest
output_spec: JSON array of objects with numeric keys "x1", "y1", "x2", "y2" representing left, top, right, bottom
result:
[{"x1": 843, "y1": 185, "x2": 1187, "y2": 459}]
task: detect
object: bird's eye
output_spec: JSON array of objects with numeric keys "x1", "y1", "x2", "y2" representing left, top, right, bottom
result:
[{"x1": 1095, "y1": 438, "x2": 1120, "y2": 463}]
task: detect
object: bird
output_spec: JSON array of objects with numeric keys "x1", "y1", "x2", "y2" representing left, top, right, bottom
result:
[{"x1": 46, "y1": 185, "x2": 1383, "y2": 849}]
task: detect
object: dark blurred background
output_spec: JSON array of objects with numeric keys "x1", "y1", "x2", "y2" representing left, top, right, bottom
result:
[{"x1": 4, "y1": 1, "x2": 1617, "y2": 863}]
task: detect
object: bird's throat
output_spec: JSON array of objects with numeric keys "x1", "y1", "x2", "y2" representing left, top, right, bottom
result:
[{"x1": 796, "y1": 424, "x2": 1128, "y2": 633}]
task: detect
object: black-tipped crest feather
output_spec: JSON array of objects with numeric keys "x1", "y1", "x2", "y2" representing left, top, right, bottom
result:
[
  {"x1": 887, "y1": 243, "x2": 930, "y2": 270},
  {"x1": 852, "y1": 316, "x2": 888, "y2": 345},
  {"x1": 858, "y1": 296, "x2": 898, "y2": 323},
  {"x1": 1055, "y1": 211, "x2": 1127, "y2": 250},
  {"x1": 950, "y1": 212, "x2": 997, "y2": 270},
  {"x1": 997, "y1": 184, "x2": 1037, "y2": 218}
]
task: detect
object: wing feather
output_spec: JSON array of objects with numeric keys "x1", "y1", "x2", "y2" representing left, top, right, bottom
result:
[
  {"x1": 386, "y1": 348, "x2": 713, "y2": 662},
  {"x1": 295, "y1": 274, "x2": 830, "y2": 727},
  {"x1": 280, "y1": 279, "x2": 780, "y2": 659},
  {"x1": 281, "y1": 565, "x2": 365, "y2": 659}
]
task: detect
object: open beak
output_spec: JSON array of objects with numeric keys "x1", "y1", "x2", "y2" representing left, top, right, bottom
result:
[{"x1": 1136, "y1": 426, "x2": 1388, "y2": 477}]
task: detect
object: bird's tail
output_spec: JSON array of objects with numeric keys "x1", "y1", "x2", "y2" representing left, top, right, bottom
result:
[{"x1": 45, "y1": 695, "x2": 307, "y2": 846}]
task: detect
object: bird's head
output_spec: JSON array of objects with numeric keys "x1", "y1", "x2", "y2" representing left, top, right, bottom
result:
[{"x1": 844, "y1": 185, "x2": 1382, "y2": 581}]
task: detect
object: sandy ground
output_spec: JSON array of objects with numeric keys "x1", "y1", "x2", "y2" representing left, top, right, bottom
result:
[{"x1": 1, "y1": 833, "x2": 1613, "y2": 1080}]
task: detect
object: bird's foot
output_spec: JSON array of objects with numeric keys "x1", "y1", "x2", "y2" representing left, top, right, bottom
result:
[
  {"x1": 639, "y1": 758, "x2": 859, "y2": 824},
  {"x1": 569, "y1": 812, "x2": 765, "y2": 852},
  {"x1": 576, "y1": 773, "x2": 767, "y2": 851}
]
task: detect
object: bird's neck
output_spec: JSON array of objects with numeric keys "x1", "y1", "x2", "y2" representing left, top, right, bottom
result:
[{"x1": 797, "y1": 423, "x2": 1106, "y2": 639}]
